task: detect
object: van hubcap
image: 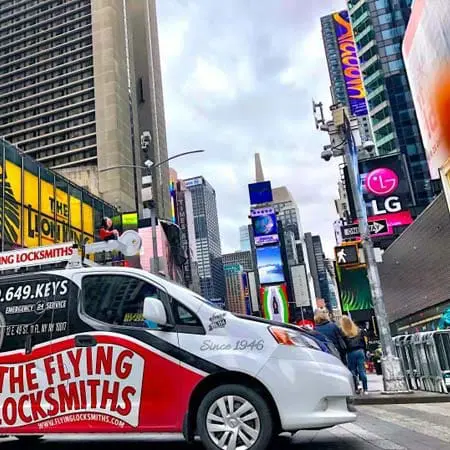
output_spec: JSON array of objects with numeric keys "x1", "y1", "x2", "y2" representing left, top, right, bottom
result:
[{"x1": 206, "y1": 395, "x2": 261, "y2": 450}]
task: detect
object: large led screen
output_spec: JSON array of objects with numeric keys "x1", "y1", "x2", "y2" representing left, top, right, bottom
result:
[
  {"x1": 252, "y1": 213, "x2": 279, "y2": 246},
  {"x1": 344, "y1": 154, "x2": 414, "y2": 234},
  {"x1": 260, "y1": 284, "x2": 289, "y2": 323},
  {"x1": 248, "y1": 181, "x2": 273, "y2": 205},
  {"x1": 256, "y1": 245, "x2": 285, "y2": 285},
  {"x1": 332, "y1": 10, "x2": 368, "y2": 117}
]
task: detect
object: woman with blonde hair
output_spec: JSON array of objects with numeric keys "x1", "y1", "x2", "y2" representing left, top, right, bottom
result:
[
  {"x1": 314, "y1": 308, "x2": 347, "y2": 364},
  {"x1": 340, "y1": 315, "x2": 368, "y2": 394}
]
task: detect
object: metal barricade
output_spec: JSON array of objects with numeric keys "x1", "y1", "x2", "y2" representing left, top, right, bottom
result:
[{"x1": 393, "y1": 330, "x2": 450, "y2": 394}]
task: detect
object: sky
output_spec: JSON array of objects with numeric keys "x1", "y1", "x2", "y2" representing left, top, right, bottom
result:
[{"x1": 157, "y1": 0, "x2": 346, "y2": 257}]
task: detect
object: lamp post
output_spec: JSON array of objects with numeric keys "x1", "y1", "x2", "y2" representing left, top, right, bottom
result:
[
  {"x1": 313, "y1": 102, "x2": 409, "y2": 393},
  {"x1": 99, "y1": 149, "x2": 205, "y2": 274}
]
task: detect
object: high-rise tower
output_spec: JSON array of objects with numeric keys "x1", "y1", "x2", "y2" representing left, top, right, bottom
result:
[
  {"x1": 347, "y1": 0, "x2": 434, "y2": 210},
  {"x1": 184, "y1": 176, "x2": 225, "y2": 303},
  {"x1": 0, "y1": 0, "x2": 170, "y2": 216}
]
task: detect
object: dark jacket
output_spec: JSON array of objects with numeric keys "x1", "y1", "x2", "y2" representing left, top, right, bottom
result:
[
  {"x1": 345, "y1": 331, "x2": 367, "y2": 353},
  {"x1": 315, "y1": 321, "x2": 347, "y2": 355}
]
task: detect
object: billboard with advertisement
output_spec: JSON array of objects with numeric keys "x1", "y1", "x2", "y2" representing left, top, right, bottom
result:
[
  {"x1": 332, "y1": 10, "x2": 368, "y2": 117},
  {"x1": 256, "y1": 245, "x2": 285, "y2": 285},
  {"x1": 344, "y1": 154, "x2": 414, "y2": 235},
  {"x1": 336, "y1": 265, "x2": 373, "y2": 313},
  {"x1": 251, "y1": 207, "x2": 279, "y2": 246},
  {"x1": 1, "y1": 157, "x2": 100, "y2": 250},
  {"x1": 241, "y1": 272, "x2": 252, "y2": 315},
  {"x1": 248, "y1": 181, "x2": 273, "y2": 205},
  {"x1": 403, "y1": 0, "x2": 450, "y2": 180},
  {"x1": 260, "y1": 284, "x2": 289, "y2": 323},
  {"x1": 290, "y1": 264, "x2": 310, "y2": 307},
  {"x1": 169, "y1": 179, "x2": 177, "y2": 224}
]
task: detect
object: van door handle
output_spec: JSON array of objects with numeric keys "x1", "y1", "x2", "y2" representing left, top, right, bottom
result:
[{"x1": 75, "y1": 335, "x2": 97, "y2": 347}]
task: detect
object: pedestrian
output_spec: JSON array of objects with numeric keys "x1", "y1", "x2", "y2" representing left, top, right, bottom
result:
[
  {"x1": 340, "y1": 315, "x2": 368, "y2": 395},
  {"x1": 314, "y1": 308, "x2": 347, "y2": 364}
]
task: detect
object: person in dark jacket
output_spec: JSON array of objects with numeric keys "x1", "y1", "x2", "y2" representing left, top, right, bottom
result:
[
  {"x1": 340, "y1": 315, "x2": 368, "y2": 394},
  {"x1": 314, "y1": 308, "x2": 347, "y2": 364}
]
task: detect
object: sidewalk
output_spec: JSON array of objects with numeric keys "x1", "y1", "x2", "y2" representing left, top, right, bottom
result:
[{"x1": 354, "y1": 373, "x2": 450, "y2": 405}]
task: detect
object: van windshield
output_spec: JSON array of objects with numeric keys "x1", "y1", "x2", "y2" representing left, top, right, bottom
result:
[{"x1": 157, "y1": 276, "x2": 224, "y2": 310}]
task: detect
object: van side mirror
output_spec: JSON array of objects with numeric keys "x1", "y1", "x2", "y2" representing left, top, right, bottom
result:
[{"x1": 143, "y1": 297, "x2": 168, "y2": 326}]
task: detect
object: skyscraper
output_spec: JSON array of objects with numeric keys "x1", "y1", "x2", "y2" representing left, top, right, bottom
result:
[
  {"x1": 271, "y1": 186, "x2": 316, "y2": 305},
  {"x1": 184, "y1": 176, "x2": 225, "y2": 302},
  {"x1": 304, "y1": 233, "x2": 332, "y2": 310},
  {"x1": 239, "y1": 225, "x2": 251, "y2": 251},
  {"x1": 0, "y1": 0, "x2": 169, "y2": 215},
  {"x1": 321, "y1": 11, "x2": 373, "y2": 142},
  {"x1": 222, "y1": 250, "x2": 254, "y2": 272},
  {"x1": 224, "y1": 264, "x2": 247, "y2": 314},
  {"x1": 347, "y1": 0, "x2": 434, "y2": 210}
]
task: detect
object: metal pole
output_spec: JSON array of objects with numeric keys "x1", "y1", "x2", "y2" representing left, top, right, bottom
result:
[
  {"x1": 341, "y1": 113, "x2": 409, "y2": 393},
  {"x1": 150, "y1": 165, "x2": 159, "y2": 274}
]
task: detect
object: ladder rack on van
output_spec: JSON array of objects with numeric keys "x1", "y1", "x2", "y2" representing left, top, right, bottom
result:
[{"x1": 0, "y1": 231, "x2": 142, "y2": 273}]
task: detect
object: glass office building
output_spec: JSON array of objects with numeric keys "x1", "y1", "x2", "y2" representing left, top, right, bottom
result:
[
  {"x1": 184, "y1": 176, "x2": 226, "y2": 303},
  {"x1": 347, "y1": 0, "x2": 434, "y2": 210}
]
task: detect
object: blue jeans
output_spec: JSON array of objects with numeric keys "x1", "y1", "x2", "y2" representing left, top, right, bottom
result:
[{"x1": 348, "y1": 349, "x2": 368, "y2": 391}]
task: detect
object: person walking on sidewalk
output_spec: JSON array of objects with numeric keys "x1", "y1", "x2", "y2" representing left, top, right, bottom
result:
[
  {"x1": 340, "y1": 315, "x2": 368, "y2": 395},
  {"x1": 314, "y1": 308, "x2": 347, "y2": 365}
]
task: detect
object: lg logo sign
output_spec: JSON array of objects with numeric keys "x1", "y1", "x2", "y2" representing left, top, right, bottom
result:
[
  {"x1": 365, "y1": 167, "x2": 402, "y2": 215},
  {"x1": 366, "y1": 168, "x2": 398, "y2": 196}
]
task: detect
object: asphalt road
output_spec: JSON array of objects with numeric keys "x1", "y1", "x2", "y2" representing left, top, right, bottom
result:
[{"x1": 1, "y1": 403, "x2": 449, "y2": 450}]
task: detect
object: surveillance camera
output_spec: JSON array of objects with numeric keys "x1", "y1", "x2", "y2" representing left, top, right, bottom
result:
[
  {"x1": 362, "y1": 140, "x2": 375, "y2": 153},
  {"x1": 141, "y1": 131, "x2": 152, "y2": 151},
  {"x1": 321, "y1": 148, "x2": 333, "y2": 162}
]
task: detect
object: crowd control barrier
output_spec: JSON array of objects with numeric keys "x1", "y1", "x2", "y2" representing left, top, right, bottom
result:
[{"x1": 393, "y1": 330, "x2": 450, "y2": 394}]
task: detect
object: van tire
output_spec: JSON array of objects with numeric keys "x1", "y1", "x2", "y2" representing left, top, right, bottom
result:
[{"x1": 196, "y1": 384, "x2": 273, "y2": 450}]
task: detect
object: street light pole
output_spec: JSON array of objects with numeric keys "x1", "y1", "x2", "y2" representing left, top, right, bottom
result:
[
  {"x1": 340, "y1": 112, "x2": 408, "y2": 393},
  {"x1": 99, "y1": 149, "x2": 205, "y2": 275},
  {"x1": 149, "y1": 163, "x2": 159, "y2": 274},
  {"x1": 314, "y1": 103, "x2": 409, "y2": 393}
]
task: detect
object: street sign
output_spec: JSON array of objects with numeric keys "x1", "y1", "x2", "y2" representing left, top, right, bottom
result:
[
  {"x1": 341, "y1": 219, "x2": 388, "y2": 239},
  {"x1": 335, "y1": 243, "x2": 359, "y2": 266}
]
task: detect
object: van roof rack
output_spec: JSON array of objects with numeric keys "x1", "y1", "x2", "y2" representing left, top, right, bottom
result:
[{"x1": 0, "y1": 231, "x2": 142, "y2": 273}]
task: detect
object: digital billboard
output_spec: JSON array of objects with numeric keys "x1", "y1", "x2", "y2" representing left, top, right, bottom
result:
[
  {"x1": 256, "y1": 245, "x2": 285, "y2": 285},
  {"x1": 403, "y1": 0, "x2": 450, "y2": 179},
  {"x1": 260, "y1": 284, "x2": 289, "y2": 323},
  {"x1": 169, "y1": 179, "x2": 177, "y2": 223},
  {"x1": 1, "y1": 159, "x2": 96, "y2": 250},
  {"x1": 344, "y1": 154, "x2": 414, "y2": 234},
  {"x1": 332, "y1": 10, "x2": 368, "y2": 117},
  {"x1": 248, "y1": 181, "x2": 273, "y2": 205},
  {"x1": 336, "y1": 265, "x2": 373, "y2": 313},
  {"x1": 251, "y1": 207, "x2": 279, "y2": 246}
]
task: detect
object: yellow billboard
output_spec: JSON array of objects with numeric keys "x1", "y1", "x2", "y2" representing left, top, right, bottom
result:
[{"x1": 2, "y1": 159, "x2": 94, "y2": 249}]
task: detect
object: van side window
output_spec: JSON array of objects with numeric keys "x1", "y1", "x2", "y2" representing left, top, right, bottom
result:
[
  {"x1": 172, "y1": 300, "x2": 205, "y2": 334},
  {"x1": 82, "y1": 275, "x2": 165, "y2": 328}
]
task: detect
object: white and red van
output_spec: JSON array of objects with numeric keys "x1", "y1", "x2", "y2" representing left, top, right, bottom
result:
[{"x1": 0, "y1": 243, "x2": 356, "y2": 450}]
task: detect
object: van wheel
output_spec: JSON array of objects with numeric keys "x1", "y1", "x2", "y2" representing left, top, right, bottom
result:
[{"x1": 196, "y1": 384, "x2": 273, "y2": 450}]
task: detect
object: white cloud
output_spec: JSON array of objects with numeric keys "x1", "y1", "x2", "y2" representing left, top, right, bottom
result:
[{"x1": 157, "y1": 0, "x2": 347, "y2": 257}]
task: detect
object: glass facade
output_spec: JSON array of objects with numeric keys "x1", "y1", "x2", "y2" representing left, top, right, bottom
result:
[
  {"x1": 348, "y1": 0, "x2": 434, "y2": 209},
  {"x1": 0, "y1": 138, "x2": 117, "y2": 251},
  {"x1": 185, "y1": 176, "x2": 225, "y2": 302},
  {"x1": 321, "y1": 14, "x2": 348, "y2": 106}
]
